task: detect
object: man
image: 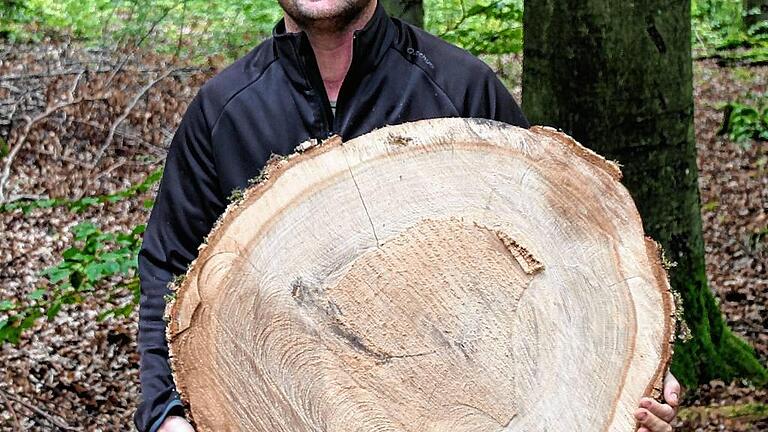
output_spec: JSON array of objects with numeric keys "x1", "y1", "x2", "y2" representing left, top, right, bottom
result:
[{"x1": 135, "y1": 1, "x2": 681, "y2": 431}]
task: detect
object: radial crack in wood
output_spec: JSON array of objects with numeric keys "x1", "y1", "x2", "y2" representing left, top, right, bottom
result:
[{"x1": 166, "y1": 118, "x2": 675, "y2": 432}]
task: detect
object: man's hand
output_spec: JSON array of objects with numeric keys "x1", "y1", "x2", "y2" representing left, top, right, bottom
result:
[
  {"x1": 635, "y1": 371, "x2": 681, "y2": 432},
  {"x1": 158, "y1": 416, "x2": 195, "y2": 432}
]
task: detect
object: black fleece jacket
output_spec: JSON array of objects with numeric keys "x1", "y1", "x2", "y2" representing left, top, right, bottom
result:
[{"x1": 134, "y1": 3, "x2": 529, "y2": 431}]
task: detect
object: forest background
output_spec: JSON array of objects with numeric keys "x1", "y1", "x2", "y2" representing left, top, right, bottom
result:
[{"x1": 0, "y1": 0, "x2": 766, "y2": 430}]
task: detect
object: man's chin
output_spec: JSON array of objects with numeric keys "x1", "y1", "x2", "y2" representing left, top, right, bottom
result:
[
  {"x1": 295, "y1": 0, "x2": 349, "y2": 17},
  {"x1": 280, "y1": 0, "x2": 371, "y2": 32}
]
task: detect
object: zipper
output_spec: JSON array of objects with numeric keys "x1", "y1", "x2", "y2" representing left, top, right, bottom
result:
[
  {"x1": 333, "y1": 32, "x2": 361, "y2": 134},
  {"x1": 301, "y1": 31, "x2": 362, "y2": 138},
  {"x1": 295, "y1": 33, "x2": 335, "y2": 138}
]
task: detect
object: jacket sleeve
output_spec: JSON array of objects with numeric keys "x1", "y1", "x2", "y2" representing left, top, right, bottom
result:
[
  {"x1": 464, "y1": 69, "x2": 530, "y2": 129},
  {"x1": 134, "y1": 91, "x2": 227, "y2": 432}
]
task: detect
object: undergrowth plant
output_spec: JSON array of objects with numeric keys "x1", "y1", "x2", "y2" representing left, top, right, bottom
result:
[
  {"x1": 0, "y1": 169, "x2": 161, "y2": 345},
  {"x1": 692, "y1": 0, "x2": 768, "y2": 63},
  {"x1": 0, "y1": 222, "x2": 145, "y2": 344},
  {"x1": 720, "y1": 96, "x2": 768, "y2": 145}
]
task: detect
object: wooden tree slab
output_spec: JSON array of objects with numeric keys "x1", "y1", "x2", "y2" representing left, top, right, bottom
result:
[{"x1": 166, "y1": 118, "x2": 675, "y2": 432}]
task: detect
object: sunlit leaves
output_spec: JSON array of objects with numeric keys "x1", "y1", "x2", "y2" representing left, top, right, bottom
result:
[
  {"x1": 2, "y1": 0, "x2": 283, "y2": 61},
  {"x1": 426, "y1": 0, "x2": 523, "y2": 54},
  {"x1": 692, "y1": 0, "x2": 768, "y2": 60},
  {"x1": 6, "y1": 0, "x2": 525, "y2": 58}
]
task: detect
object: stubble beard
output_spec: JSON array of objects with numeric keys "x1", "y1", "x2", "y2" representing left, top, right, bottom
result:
[{"x1": 278, "y1": 0, "x2": 373, "y2": 33}]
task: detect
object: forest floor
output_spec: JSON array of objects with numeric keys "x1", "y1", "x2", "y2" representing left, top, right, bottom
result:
[{"x1": 0, "y1": 43, "x2": 765, "y2": 431}]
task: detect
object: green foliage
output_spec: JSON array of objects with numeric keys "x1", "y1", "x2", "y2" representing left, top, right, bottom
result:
[
  {"x1": 692, "y1": 0, "x2": 768, "y2": 63},
  {"x1": 6, "y1": 0, "x2": 768, "y2": 60},
  {"x1": 0, "y1": 169, "x2": 162, "y2": 345},
  {"x1": 1, "y1": 0, "x2": 282, "y2": 61},
  {"x1": 425, "y1": 0, "x2": 523, "y2": 54},
  {"x1": 719, "y1": 97, "x2": 768, "y2": 145},
  {"x1": 692, "y1": 0, "x2": 745, "y2": 50},
  {"x1": 0, "y1": 168, "x2": 162, "y2": 214},
  {"x1": 714, "y1": 45, "x2": 768, "y2": 65},
  {"x1": 0, "y1": 222, "x2": 145, "y2": 345},
  {"x1": 0, "y1": 0, "x2": 30, "y2": 39},
  {"x1": 4, "y1": 0, "x2": 525, "y2": 58}
]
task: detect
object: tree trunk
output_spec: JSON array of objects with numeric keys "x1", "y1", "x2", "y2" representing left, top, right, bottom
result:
[
  {"x1": 167, "y1": 118, "x2": 674, "y2": 431},
  {"x1": 522, "y1": 0, "x2": 768, "y2": 387},
  {"x1": 381, "y1": 0, "x2": 423, "y2": 27},
  {"x1": 744, "y1": 0, "x2": 768, "y2": 32}
]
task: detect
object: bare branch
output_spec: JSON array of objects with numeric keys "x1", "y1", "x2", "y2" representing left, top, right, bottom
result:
[
  {"x1": 0, "y1": 390, "x2": 22, "y2": 431},
  {"x1": 0, "y1": 95, "x2": 106, "y2": 203},
  {"x1": 89, "y1": 68, "x2": 177, "y2": 170},
  {"x1": 0, "y1": 388, "x2": 79, "y2": 431},
  {"x1": 105, "y1": 5, "x2": 178, "y2": 88},
  {"x1": 1, "y1": 66, "x2": 200, "y2": 82},
  {"x1": 68, "y1": 70, "x2": 85, "y2": 100}
]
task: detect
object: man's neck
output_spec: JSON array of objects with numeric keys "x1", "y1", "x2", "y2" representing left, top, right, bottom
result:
[{"x1": 284, "y1": 3, "x2": 377, "y2": 101}]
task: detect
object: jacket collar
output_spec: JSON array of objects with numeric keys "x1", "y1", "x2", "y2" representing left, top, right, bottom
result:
[{"x1": 272, "y1": 1, "x2": 396, "y2": 90}]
